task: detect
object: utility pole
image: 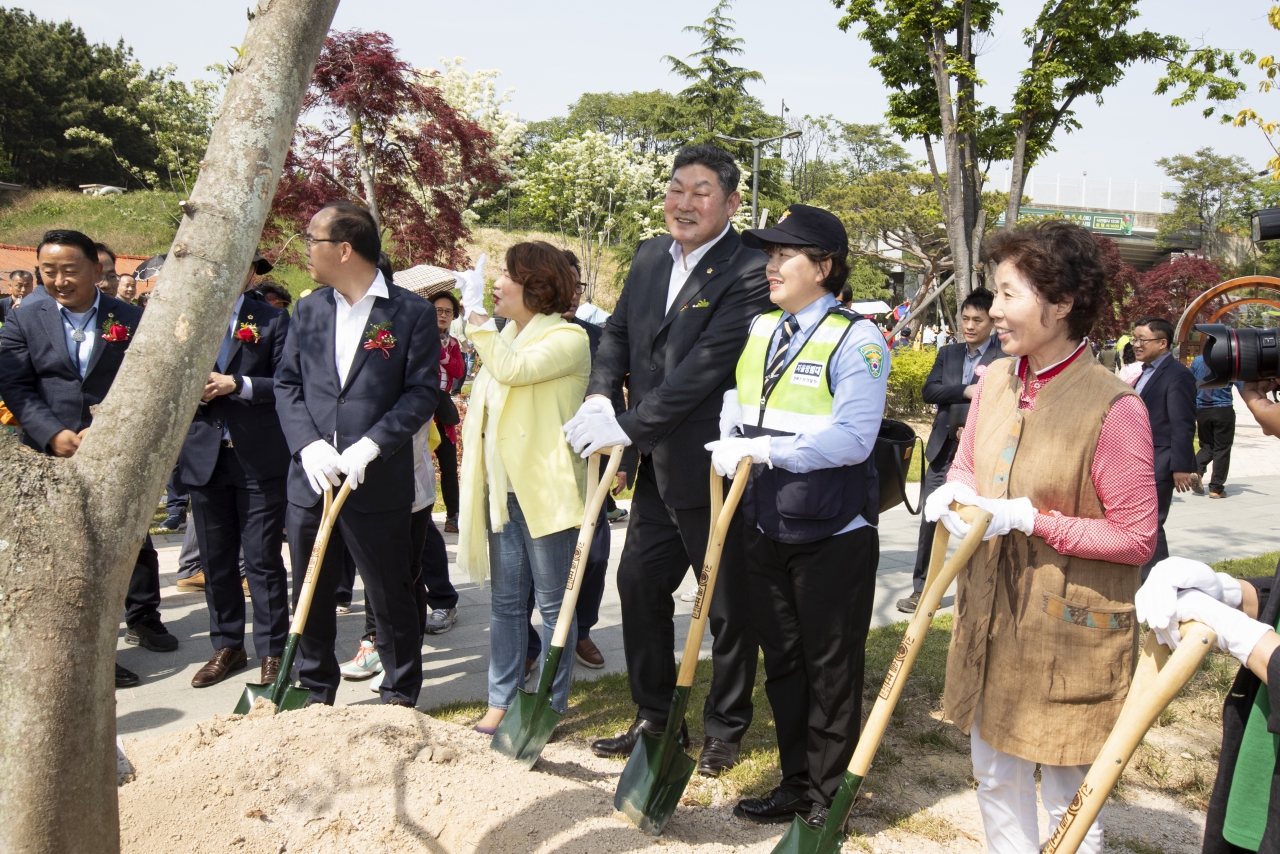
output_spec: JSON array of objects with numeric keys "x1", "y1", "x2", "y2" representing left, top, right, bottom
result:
[{"x1": 715, "y1": 130, "x2": 801, "y2": 228}]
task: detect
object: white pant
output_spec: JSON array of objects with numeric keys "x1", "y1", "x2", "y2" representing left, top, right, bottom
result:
[{"x1": 971, "y1": 707, "x2": 1103, "y2": 854}]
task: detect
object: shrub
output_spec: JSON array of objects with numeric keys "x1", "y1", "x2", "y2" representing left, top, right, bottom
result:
[{"x1": 886, "y1": 346, "x2": 937, "y2": 418}]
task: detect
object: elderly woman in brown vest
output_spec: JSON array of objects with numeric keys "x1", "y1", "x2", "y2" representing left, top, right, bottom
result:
[{"x1": 924, "y1": 221, "x2": 1158, "y2": 854}]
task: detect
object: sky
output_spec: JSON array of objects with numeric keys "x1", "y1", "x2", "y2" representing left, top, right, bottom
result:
[{"x1": 29, "y1": 0, "x2": 1280, "y2": 193}]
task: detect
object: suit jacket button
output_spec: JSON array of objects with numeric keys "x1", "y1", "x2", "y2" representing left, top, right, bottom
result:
[
  {"x1": 649, "y1": 363, "x2": 657, "y2": 371},
  {"x1": 337, "y1": 397, "x2": 345, "y2": 404},
  {"x1": 213, "y1": 420, "x2": 222, "y2": 429}
]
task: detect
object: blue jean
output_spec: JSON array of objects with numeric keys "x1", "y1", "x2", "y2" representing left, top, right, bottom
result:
[{"x1": 488, "y1": 493, "x2": 577, "y2": 713}]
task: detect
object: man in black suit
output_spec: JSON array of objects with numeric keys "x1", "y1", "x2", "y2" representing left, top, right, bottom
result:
[
  {"x1": 1133, "y1": 315, "x2": 1197, "y2": 579},
  {"x1": 0, "y1": 269, "x2": 34, "y2": 321},
  {"x1": 565, "y1": 144, "x2": 770, "y2": 775},
  {"x1": 899, "y1": 289, "x2": 1005, "y2": 613},
  {"x1": 179, "y1": 255, "x2": 292, "y2": 688},
  {"x1": 275, "y1": 201, "x2": 438, "y2": 707},
  {"x1": 0, "y1": 230, "x2": 177, "y2": 689}
]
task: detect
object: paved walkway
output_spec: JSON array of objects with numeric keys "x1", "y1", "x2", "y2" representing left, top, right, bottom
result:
[{"x1": 115, "y1": 394, "x2": 1280, "y2": 741}]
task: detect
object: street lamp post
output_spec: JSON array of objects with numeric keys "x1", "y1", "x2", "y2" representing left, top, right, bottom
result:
[{"x1": 715, "y1": 130, "x2": 802, "y2": 228}]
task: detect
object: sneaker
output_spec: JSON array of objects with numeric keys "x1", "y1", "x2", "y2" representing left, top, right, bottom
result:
[
  {"x1": 896, "y1": 591, "x2": 921, "y2": 614},
  {"x1": 1190, "y1": 473, "x2": 1206, "y2": 495},
  {"x1": 335, "y1": 600, "x2": 352, "y2": 615},
  {"x1": 339, "y1": 639, "x2": 383, "y2": 680},
  {"x1": 443, "y1": 515, "x2": 459, "y2": 534},
  {"x1": 524, "y1": 656, "x2": 539, "y2": 684},
  {"x1": 175, "y1": 570, "x2": 205, "y2": 592},
  {"x1": 125, "y1": 619, "x2": 178, "y2": 652},
  {"x1": 425, "y1": 607, "x2": 457, "y2": 634},
  {"x1": 158, "y1": 515, "x2": 186, "y2": 532},
  {"x1": 607, "y1": 508, "x2": 629, "y2": 523},
  {"x1": 369, "y1": 670, "x2": 385, "y2": 692},
  {"x1": 679, "y1": 588, "x2": 697, "y2": 603}
]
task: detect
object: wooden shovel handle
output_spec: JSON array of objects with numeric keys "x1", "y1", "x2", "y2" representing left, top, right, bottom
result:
[
  {"x1": 551, "y1": 445, "x2": 626, "y2": 648},
  {"x1": 289, "y1": 480, "x2": 353, "y2": 636},
  {"x1": 675, "y1": 459, "x2": 752, "y2": 686},
  {"x1": 847, "y1": 503, "x2": 993, "y2": 778},
  {"x1": 1042, "y1": 620, "x2": 1218, "y2": 854}
]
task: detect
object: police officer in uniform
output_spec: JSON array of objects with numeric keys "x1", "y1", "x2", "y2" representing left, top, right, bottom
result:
[{"x1": 706, "y1": 205, "x2": 889, "y2": 829}]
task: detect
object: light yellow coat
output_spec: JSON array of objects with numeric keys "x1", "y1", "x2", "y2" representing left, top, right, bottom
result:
[{"x1": 457, "y1": 311, "x2": 591, "y2": 582}]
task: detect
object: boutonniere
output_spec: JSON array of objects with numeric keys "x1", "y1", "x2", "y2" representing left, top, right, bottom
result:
[
  {"x1": 100, "y1": 313, "x2": 131, "y2": 343},
  {"x1": 236, "y1": 318, "x2": 260, "y2": 343},
  {"x1": 680, "y1": 299, "x2": 711, "y2": 311},
  {"x1": 363, "y1": 321, "x2": 397, "y2": 358}
]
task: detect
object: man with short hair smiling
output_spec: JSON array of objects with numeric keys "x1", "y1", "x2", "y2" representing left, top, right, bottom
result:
[
  {"x1": 564, "y1": 144, "x2": 770, "y2": 775},
  {"x1": 0, "y1": 269, "x2": 34, "y2": 321},
  {"x1": 0, "y1": 229, "x2": 178, "y2": 688},
  {"x1": 275, "y1": 201, "x2": 438, "y2": 708}
]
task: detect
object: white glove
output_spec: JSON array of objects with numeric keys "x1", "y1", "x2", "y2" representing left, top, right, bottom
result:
[
  {"x1": 562, "y1": 397, "x2": 614, "y2": 440},
  {"x1": 719, "y1": 388, "x2": 744, "y2": 439},
  {"x1": 1135, "y1": 557, "x2": 1238, "y2": 640},
  {"x1": 705, "y1": 436, "x2": 771, "y2": 478},
  {"x1": 454, "y1": 252, "x2": 487, "y2": 317},
  {"x1": 1168, "y1": 590, "x2": 1272, "y2": 666},
  {"x1": 565, "y1": 410, "x2": 632, "y2": 457},
  {"x1": 299, "y1": 439, "x2": 343, "y2": 495},
  {"x1": 337, "y1": 437, "x2": 380, "y2": 489},
  {"x1": 923, "y1": 482, "x2": 1035, "y2": 541}
]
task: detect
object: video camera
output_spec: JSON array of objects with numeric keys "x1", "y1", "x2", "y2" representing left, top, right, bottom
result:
[{"x1": 1194, "y1": 323, "x2": 1280, "y2": 388}]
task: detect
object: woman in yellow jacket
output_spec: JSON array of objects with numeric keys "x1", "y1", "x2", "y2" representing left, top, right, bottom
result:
[{"x1": 456, "y1": 241, "x2": 591, "y2": 734}]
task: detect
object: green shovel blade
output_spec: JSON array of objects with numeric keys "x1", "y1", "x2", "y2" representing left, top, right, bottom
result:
[
  {"x1": 491, "y1": 646, "x2": 564, "y2": 769},
  {"x1": 234, "y1": 682, "x2": 273, "y2": 716},
  {"x1": 232, "y1": 633, "x2": 310, "y2": 715},
  {"x1": 770, "y1": 771, "x2": 863, "y2": 854},
  {"x1": 613, "y1": 685, "x2": 695, "y2": 836}
]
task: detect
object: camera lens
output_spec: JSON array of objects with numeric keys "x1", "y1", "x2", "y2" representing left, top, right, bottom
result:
[{"x1": 1195, "y1": 323, "x2": 1280, "y2": 387}]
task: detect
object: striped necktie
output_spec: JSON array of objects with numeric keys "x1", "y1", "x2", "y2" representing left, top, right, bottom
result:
[{"x1": 762, "y1": 316, "x2": 800, "y2": 400}]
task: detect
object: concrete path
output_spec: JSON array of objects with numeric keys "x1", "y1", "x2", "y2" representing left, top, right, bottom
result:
[{"x1": 115, "y1": 394, "x2": 1280, "y2": 740}]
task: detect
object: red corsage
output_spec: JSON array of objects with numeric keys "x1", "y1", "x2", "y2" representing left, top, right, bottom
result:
[
  {"x1": 363, "y1": 321, "x2": 396, "y2": 358},
  {"x1": 100, "y1": 313, "x2": 131, "y2": 343},
  {"x1": 236, "y1": 321, "x2": 260, "y2": 343}
]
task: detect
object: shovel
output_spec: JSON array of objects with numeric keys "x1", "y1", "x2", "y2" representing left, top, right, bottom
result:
[
  {"x1": 770, "y1": 502, "x2": 993, "y2": 854},
  {"x1": 1042, "y1": 620, "x2": 1216, "y2": 854},
  {"x1": 491, "y1": 445, "x2": 627, "y2": 769},
  {"x1": 234, "y1": 480, "x2": 353, "y2": 715},
  {"x1": 614, "y1": 458, "x2": 753, "y2": 836}
]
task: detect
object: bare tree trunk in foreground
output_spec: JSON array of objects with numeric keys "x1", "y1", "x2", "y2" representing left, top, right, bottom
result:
[{"x1": 0, "y1": 1, "x2": 338, "y2": 850}]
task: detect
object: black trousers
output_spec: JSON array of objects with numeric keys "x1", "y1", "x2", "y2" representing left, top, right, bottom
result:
[
  {"x1": 286, "y1": 500, "x2": 421, "y2": 705},
  {"x1": 527, "y1": 501, "x2": 610, "y2": 656},
  {"x1": 618, "y1": 459, "x2": 757, "y2": 742},
  {"x1": 747, "y1": 524, "x2": 879, "y2": 806},
  {"x1": 910, "y1": 459, "x2": 951, "y2": 593},
  {"x1": 164, "y1": 463, "x2": 188, "y2": 518},
  {"x1": 363, "y1": 508, "x2": 453, "y2": 638},
  {"x1": 124, "y1": 535, "x2": 161, "y2": 627},
  {"x1": 1196, "y1": 405, "x2": 1236, "y2": 492},
  {"x1": 188, "y1": 448, "x2": 289, "y2": 659},
  {"x1": 435, "y1": 434, "x2": 459, "y2": 518},
  {"x1": 1142, "y1": 477, "x2": 1174, "y2": 581}
]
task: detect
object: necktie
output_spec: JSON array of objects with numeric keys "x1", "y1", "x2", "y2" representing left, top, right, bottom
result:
[
  {"x1": 762, "y1": 316, "x2": 800, "y2": 401},
  {"x1": 216, "y1": 327, "x2": 234, "y2": 373}
]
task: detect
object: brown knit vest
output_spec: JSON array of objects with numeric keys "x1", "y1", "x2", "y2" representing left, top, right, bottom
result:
[{"x1": 944, "y1": 353, "x2": 1144, "y2": 766}]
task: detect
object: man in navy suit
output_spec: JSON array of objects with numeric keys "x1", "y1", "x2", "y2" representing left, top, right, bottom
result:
[
  {"x1": 0, "y1": 230, "x2": 178, "y2": 688},
  {"x1": 275, "y1": 201, "x2": 438, "y2": 707},
  {"x1": 1133, "y1": 316, "x2": 1197, "y2": 579},
  {"x1": 179, "y1": 256, "x2": 292, "y2": 688},
  {"x1": 899, "y1": 288, "x2": 1005, "y2": 613},
  {"x1": 0, "y1": 269, "x2": 34, "y2": 321}
]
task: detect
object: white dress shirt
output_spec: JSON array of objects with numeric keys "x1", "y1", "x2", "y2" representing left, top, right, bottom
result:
[
  {"x1": 333, "y1": 271, "x2": 389, "y2": 385},
  {"x1": 665, "y1": 220, "x2": 732, "y2": 313},
  {"x1": 224, "y1": 294, "x2": 254, "y2": 400},
  {"x1": 59, "y1": 292, "x2": 100, "y2": 378}
]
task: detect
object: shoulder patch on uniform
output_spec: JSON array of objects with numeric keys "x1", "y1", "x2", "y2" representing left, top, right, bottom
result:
[{"x1": 858, "y1": 343, "x2": 885, "y2": 378}]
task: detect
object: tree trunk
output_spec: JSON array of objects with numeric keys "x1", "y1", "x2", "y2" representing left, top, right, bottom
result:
[
  {"x1": 927, "y1": 29, "x2": 973, "y2": 304},
  {"x1": 892, "y1": 274, "x2": 955, "y2": 338},
  {"x1": 1006, "y1": 118, "x2": 1033, "y2": 229},
  {"x1": 347, "y1": 104, "x2": 381, "y2": 229},
  {"x1": 0, "y1": 1, "x2": 338, "y2": 851}
]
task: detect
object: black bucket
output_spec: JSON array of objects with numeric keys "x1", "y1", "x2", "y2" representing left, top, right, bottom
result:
[{"x1": 875, "y1": 419, "x2": 921, "y2": 514}]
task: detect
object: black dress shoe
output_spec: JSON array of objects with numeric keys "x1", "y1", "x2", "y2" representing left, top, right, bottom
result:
[
  {"x1": 733, "y1": 787, "x2": 812, "y2": 824},
  {"x1": 125, "y1": 619, "x2": 178, "y2": 652},
  {"x1": 115, "y1": 663, "x2": 140, "y2": 689},
  {"x1": 697, "y1": 736, "x2": 740, "y2": 777},
  {"x1": 591, "y1": 715, "x2": 689, "y2": 758},
  {"x1": 804, "y1": 804, "x2": 830, "y2": 829}
]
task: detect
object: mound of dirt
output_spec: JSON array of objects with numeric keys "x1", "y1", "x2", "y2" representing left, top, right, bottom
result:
[{"x1": 118, "y1": 704, "x2": 1208, "y2": 854}]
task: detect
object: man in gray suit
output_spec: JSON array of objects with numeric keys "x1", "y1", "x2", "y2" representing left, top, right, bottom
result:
[{"x1": 899, "y1": 288, "x2": 1005, "y2": 613}]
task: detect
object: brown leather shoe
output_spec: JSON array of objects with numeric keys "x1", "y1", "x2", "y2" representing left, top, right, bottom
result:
[
  {"x1": 260, "y1": 656, "x2": 281, "y2": 684},
  {"x1": 175, "y1": 570, "x2": 205, "y2": 592},
  {"x1": 191, "y1": 647, "x2": 248, "y2": 688},
  {"x1": 574, "y1": 637, "x2": 605, "y2": 669}
]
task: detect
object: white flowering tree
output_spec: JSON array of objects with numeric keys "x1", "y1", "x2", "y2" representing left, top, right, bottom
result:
[
  {"x1": 426, "y1": 58, "x2": 526, "y2": 162},
  {"x1": 522, "y1": 130, "x2": 660, "y2": 300}
]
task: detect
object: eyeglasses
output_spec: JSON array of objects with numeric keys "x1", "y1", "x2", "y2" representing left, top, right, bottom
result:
[
  {"x1": 575, "y1": 283, "x2": 586, "y2": 294},
  {"x1": 436, "y1": 308, "x2": 455, "y2": 317},
  {"x1": 302, "y1": 235, "x2": 339, "y2": 248},
  {"x1": 1131, "y1": 336, "x2": 1166, "y2": 345}
]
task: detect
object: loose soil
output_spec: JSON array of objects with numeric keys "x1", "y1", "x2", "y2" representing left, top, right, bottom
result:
[{"x1": 118, "y1": 699, "x2": 1211, "y2": 854}]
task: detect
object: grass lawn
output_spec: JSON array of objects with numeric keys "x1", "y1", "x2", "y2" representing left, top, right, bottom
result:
[{"x1": 0, "y1": 189, "x2": 180, "y2": 255}]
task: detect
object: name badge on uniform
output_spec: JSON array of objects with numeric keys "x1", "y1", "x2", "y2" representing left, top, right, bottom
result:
[{"x1": 790, "y1": 361, "x2": 824, "y2": 387}]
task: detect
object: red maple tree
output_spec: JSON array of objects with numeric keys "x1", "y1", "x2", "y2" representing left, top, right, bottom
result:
[
  {"x1": 1092, "y1": 236, "x2": 1228, "y2": 338},
  {"x1": 267, "y1": 30, "x2": 507, "y2": 269}
]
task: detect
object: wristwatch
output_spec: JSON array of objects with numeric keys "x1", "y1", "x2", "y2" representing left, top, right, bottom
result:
[{"x1": 232, "y1": 375, "x2": 244, "y2": 395}]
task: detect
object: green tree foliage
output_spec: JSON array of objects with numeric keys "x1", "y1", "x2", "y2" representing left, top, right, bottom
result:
[
  {"x1": 562, "y1": 91, "x2": 686, "y2": 154},
  {"x1": 0, "y1": 8, "x2": 162, "y2": 188},
  {"x1": 846, "y1": 259, "x2": 894, "y2": 303},
  {"x1": 1156, "y1": 147, "x2": 1256, "y2": 257},
  {"x1": 840, "y1": 122, "x2": 912, "y2": 178},
  {"x1": 664, "y1": 0, "x2": 766, "y2": 138}
]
